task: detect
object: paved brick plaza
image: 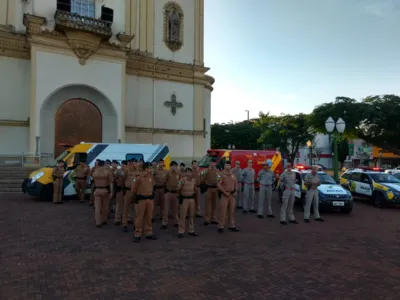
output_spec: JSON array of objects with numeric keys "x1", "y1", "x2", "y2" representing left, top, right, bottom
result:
[{"x1": 0, "y1": 193, "x2": 399, "y2": 300}]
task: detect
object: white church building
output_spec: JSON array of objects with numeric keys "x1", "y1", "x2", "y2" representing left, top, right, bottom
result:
[{"x1": 0, "y1": 0, "x2": 213, "y2": 161}]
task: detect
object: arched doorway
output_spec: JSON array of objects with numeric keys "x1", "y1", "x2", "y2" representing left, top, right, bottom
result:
[{"x1": 54, "y1": 99, "x2": 102, "y2": 157}]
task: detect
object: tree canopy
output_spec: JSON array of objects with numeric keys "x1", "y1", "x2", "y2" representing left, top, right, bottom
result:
[
  {"x1": 210, "y1": 121, "x2": 261, "y2": 149},
  {"x1": 309, "y1": 95, "x2": 400, "y2": 154}
]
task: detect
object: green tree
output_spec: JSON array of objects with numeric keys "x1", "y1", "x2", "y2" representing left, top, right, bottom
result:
[
  {"x1": 309, "y1": 95, "x2": 400, "y2": 154},
  {"x1": 210, "y1": 121, "x2": 261, "y2": 149},
  {"x1": 255, "y1": 113, "x2": 315, "y2": 164}
]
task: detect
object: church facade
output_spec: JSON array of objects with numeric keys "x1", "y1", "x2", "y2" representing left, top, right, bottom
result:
[{"x1": 0, "y1": 0, "x2": 213, "y2": 161}]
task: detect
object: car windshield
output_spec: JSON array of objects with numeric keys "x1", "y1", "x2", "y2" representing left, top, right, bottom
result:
[
  {"x1": 198, "y1": 154, "x2": 219, "y2": 168},
  {"x1": 370, "y1": 173, "x2": 400, "y2": 183},
  {"x1": 394, "y1": 173, "x2": 400, "y2": 179},
  {"x1": 45, "y1": 150, "x2": 70, "y2": 168},
  {"x1": 318, "y1": 173, "x2": 336, "y2": 184}
]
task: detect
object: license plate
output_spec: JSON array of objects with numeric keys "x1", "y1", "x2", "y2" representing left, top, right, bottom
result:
[{"x1": 332, "y1": 201, "x2": 344, "y2": 206}]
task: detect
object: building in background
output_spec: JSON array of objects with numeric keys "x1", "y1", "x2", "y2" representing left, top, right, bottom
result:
[{"x1": 0, "y1": 0, "x2": 213, "y2": 161}]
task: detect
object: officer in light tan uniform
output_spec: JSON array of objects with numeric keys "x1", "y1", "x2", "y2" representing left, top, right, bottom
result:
[
  {"x1": 177, "y1": 167, "x2": 199, "y2": 238},
  {"x1": 217, "y1": 161, "x2": 240, "y2": 233},
  {"x1": 231, "y1": 161, "x2": 242, "y2": 209},
  {"x1": 154, "y1": 159, "x2": 167, "y2": 220},
  {"x1": 201, "y1": 158, "x2": 220, "y2": 225},
  {"x1": 241, "y1": 160, "x2": 256, "y2": 213},
  {"x1": 304, "y1": 166, "x2": 324, "y2": 223},
  {"x1": 88, "y1": 159, "x2": 100, "y2": 206},
  {"x1": 191, "y1": 160, "x2": 202, "y2": 217},
  {"x1": 92, "y1": 160, "x2": 114, "y2": 227},
  {"x1": 114, "y1": 160, "x2": 127, "y2": 225},
  {"x1": 279, "y1": 163, "x2": 298, "y2": 225},
  {"x1": 257, "y1": 160, "x2": 275, "y2": 218},
  {"x1": 122, "y1": 158, "x2": 140, "y2": 232},
  {"x1": 161, "y1": 161, "x2": 180, "y2": 229},
  {"x1": 52, "y1": 159, "x2": 65, "y2": 204},
  {"x1": 132, "y1": 162, "x2": 157, "y2": 243},
  {"x1": 72, "y1": 160, "x2": 90, "y2": 203}
]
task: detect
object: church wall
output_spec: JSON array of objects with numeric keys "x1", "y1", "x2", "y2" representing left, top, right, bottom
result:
[
  {"x1": 153, "y1": 79, "x2": 194, "y2": 130},
  {"x1": 154, "y1": 0, "x2": 195, "y2": 64},
  {"x1": 203, "y1": 88, "x2": 211, "y2": 150},
  {"x1": 0, "y1": 126, "x2": 29, "y2": 154},
  {"x1": 125, "y1": 74, "x2": 154, "y2": 128},
  {"x1": 153, "y1": 134, "x2": 194, "y2": 162}
]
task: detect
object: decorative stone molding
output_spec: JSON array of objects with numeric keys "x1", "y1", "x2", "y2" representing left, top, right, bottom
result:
[
  {"x1": 163, "y1": 2, "x2": 184, "y2": 52},
  {"x1": 116, "y1": 33, "x2": 134, "y2": 48},
  {"x1": 64, "y1": 31, "x2": 102, "y2": 65},
  {"x1": 0, "y1": 25, "x2": 15, "y2": 33},
  {"x1": 0, "y1": 119, "x2": 30, "y2": 127},
  {"x1": 0, "y1": 24, "x2": 215, "y2": 90},
  {"x1": 125, "y1": 126, "x2": 205, "y2": 136}
]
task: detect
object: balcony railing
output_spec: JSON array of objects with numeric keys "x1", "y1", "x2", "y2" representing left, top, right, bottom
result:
[{"x1": 54, "y1": 10, "x2": 112, "y2": 40}]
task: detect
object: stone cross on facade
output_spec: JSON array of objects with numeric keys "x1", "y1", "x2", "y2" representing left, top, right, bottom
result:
[{"x1": 164, "y1": 93, "x2": 183, "y2": 115}]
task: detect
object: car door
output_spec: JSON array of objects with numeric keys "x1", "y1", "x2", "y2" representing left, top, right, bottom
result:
[
  {"x1": 348, "y1": 172, "x2": 361, "y2": 196},
  {"x1": 357, "y1": 173, "x2": 373, "y2": 199}
]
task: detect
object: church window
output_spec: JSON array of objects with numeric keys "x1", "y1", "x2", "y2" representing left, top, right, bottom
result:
[
  {"x1": 71, "y1": 0, "x2": 96, "y2": 18},
  {"x1": 163, "y1": 2, "x2": 184, "y2": 52}
]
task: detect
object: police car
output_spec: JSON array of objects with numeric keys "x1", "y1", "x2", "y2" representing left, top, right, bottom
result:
[
  {"x1": 385, "y1": 166, "x2": 400, "y2": 175},
  {"x1": 278, "y1": 165, "x2": 353, "y2": 213},
  {"x1": 339, "y1": 167, "x2": 400, "y2": 207}
]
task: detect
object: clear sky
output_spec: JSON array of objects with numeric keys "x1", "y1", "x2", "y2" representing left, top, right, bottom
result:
[{"x1": 204, "y1": 0, "x2": 400, "y2": 123}]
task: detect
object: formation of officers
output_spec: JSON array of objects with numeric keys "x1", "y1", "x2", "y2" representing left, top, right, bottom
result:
[{"x1": 51, "y1": 158, "x2": 324, "y2": 242}]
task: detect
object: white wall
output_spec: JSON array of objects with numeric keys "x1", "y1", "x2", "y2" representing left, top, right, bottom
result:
[
  {"x1": 125, "y1": 75, "x2": 154, "y2": 128},
  {"x1": 14, "y1": 0, "x2": 126, "y2": 38},
  {"x1": 35, "y1": 50, "x2": 123, "y2": 138},
  {"x1": 203, "y1": 88, "x2": 211, "y2": 150},
  {"x1": 0, "y1": 127, "x2": 29, "y2": 154},
  {"x1": 153, "y1": 79, "x2": 194, "y2": 130},
  {"x1": 153, "y1": 134, "x2": 194, "y2": 159},
  {"x1": 154, "y1": 0, "x2": 195, "y2": 64},
  {"x1": 0, "y1": 57, "x2": 30, "y2": 120}
]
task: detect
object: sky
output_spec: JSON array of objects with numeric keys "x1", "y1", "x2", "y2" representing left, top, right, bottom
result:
[{"x1": 204, "y1": 0, "x2": 400, "y2": 123}]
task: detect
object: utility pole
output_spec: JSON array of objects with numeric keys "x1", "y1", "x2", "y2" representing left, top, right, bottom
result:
[{"x1": 245, "y1": 110, "x2": 249, "y2": 121}]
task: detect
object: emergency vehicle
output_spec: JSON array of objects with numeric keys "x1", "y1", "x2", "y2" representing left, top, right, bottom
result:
[
  {"x1": 197, "y1": 149, "x2": 284, "y2": 188},
  {"x1": 22, "y1": 143, "x2": 171, "y2": 201},
  {"x1": 339, "y1": 167, "x2": 400, "y2": 207}
]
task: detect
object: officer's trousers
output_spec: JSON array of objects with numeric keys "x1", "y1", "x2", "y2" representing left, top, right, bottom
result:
[
  {"x1": 280, "y1": 189, "x2": 295, "y2": 222},
  {"x1": 258, "y1": 185, "x2": 273, "y2": 215},
  {"x1": 243, "y1": 183, "x2": 255, "y2": 211},
  {"x1": 304, "y1": 189, "x2": 321, "y2": 219}
]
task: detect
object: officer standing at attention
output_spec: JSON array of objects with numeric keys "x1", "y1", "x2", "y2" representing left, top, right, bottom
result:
[
  {"x1": 279, "y1": 163, "x2": 298, "y2": 225},
  {"x1": 132, "y1": 162, "x2": 157, "y2": 242},
  {"x1": 88, "y1": 159, "x2": 100, "y2": 206},
  {"x1": 114, "y1": 160, "x2": 127, "y2": 225},
  {"x1": 151, "y1": 160, "x2": 157, "y2": 171},
  {"x1": 232, "y1": 161, "x2": 243, "y2": 209},
  {"x1": 71, "y1": 160, "x2": 90, "y2": 203},
  {"x1": 191, "y1": 160, "x2": 202, "y2": 217},
  {"x1": 138, "y1": 159, "x2": 144, "y2": 171},
  {"x1": 201, "y1": 158, "x2": 220, "y2": 226},
  {"x1": 304, "y1": 166, "x2": 324, "y2": 223},
  {"x1": 217, "y1": 161, "x2": 240, "y2": 233},
  {"x1": 122, "y1": 158, "x2": 139, "y2": 232},
  {"x1": 257, "y1": 160, "x2": 275, "y2": 218},
  {"x1": 177, "y1": 167, "x2": 198, "y2": 238},
  {"x1": 52, "y1": 159, "x2": 65, "y2": 204},
  {"x1": 105, "y1": 159, "x2": 112, "y2": 170},
  {"x1": 161, "y1": 161, "x2": 180, "y2": 229},
  {"x1": 154, "y1": 159, "x2": 167, "y2": 221},
  {"x1": 179, "y1": 163, "x2": 186, "y2": 174},
  {"x1": 92, "y1": 160, "x2": 114, "y2": 227},
  {"x1": 241, "y1": 160, "x2": 256, "y2": 214}
]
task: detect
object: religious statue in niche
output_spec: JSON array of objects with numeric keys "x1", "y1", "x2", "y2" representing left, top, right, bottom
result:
[{"x1": 163, "y1": 2, "x2": 184, "y2": 52}]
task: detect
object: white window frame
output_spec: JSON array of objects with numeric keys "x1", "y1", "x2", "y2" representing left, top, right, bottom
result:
[{"x1": 71, "y1": 0, "x2": 96, "y2": 18}]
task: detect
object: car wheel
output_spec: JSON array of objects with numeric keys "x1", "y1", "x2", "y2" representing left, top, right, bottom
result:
[
  {"x1": 372, "y1": 193, "x2": 385, "y2": 208},
  {"x1": 340, "y1": 207, "x2": 352, "y2": 214},
  {"x1": 40, "y1": 184, "x2": 53, "y2": 202}
]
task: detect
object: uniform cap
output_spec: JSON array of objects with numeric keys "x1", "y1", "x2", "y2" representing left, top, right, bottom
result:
[
  {"x1": 130, "y1": 158, "x2": 138, "y2": 162},
  {"x1": 143, "y1": 162, "x2": 152, "y2": 169},
  {"x1": 98, "y1": 160, "x2": 105, "y2": 166},
  {"x1": 262, "y1": 161, "x2": 269, "y2": 165},
  {"x1": 105, "y1": 159, "x2": 111, "y2": 163},
  {"x1": 121, "y1": 160, "x2": 127, "y2": 165},
  {"x1": 170, "y1": 161, "x2": 178, "y2": 166},
  {"x1": 225, "y1": 161, "x2": 231, "y2": 165},
  {"x1": 235, "y1": 161, "x2": 240, "y2": 164},
  {"x1": 112, "y1": 160, "x2": 119, "y2": 164}
]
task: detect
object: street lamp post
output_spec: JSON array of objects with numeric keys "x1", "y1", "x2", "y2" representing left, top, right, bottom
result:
[
  {"x1": 306, "y1": 140, "x2": 313, "y2": 166},
  {"x1": 325, "y1": 117, "x2": 346, "y2": 182},
  {"x1": 245, "y1": 110, "x2": 249, "y2": 121}
]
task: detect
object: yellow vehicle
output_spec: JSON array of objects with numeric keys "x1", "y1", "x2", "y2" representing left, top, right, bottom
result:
[{"x1": 22, "y1": 143, "x2": 171, "y2": 201}]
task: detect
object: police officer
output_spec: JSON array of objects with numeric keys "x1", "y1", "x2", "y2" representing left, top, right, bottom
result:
[
  {"x1": 304, "y1": 165, "x2": 324, "y2": 223},
  {"x1": 162, "y1": 161, "x2": 180, "y2": 229},
  {"x1": 279, "y1": 163, "x2": 298, "y2": 225},
  {"x1": 241, "y1": 160, "x2": 255, "y2": 213},
  {"x1": 179, "y1": 162, "x2": 186, "y2": 174},
  {"x1": 154, "y1": 159, "x2": 167, "y2": 220},
  {"x1": 114, "y1": 160, "x2": 127, "y2": 225},
  {"x1": 217, "y1": 161, "x2": 240, "y2": 233},
  {"x1": 132, "y1": 162, "x2": 157, "y2": 242},
  {"x1": 177, "y1": 167, "x2": 198, "y2": 238},
  {"x1": 201, "y1": 158, "x2": 220, "y2": 225},
  {"x1": 191, "y1": 160, "x2": 202, "y2": 217},
  {"x1": 52, "y1": 159, "x2": 65, "y2": 204},
  {"x1": 92, "y1": 160, "x2": 114, "y2": 227},
  {"x1": 72, "y1": 160, "x2": 90, "y2": 203},
  {"x1": 122, "y1": 158, "x2": 139, "y2": 232},
  {"x1": 88, "y1": 159, "x2": 100, "y2": 206},
  {"x1": 231, "y1": 161, "x2": 242, "y2": 209},
  {"x1": 257, "y1": 160, "x2": 275, "y2": 218}
]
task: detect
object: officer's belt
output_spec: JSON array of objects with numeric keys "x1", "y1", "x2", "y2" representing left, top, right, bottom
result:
[
  {"x1": 155, "y1": 185, "x2": 165, "y2": 189},
  {"x1": 54, "y1": 176, "x2": 63, "y2": 178},
  {"x1": 206, "y1": 185, "x2": 217, "y2": 188},
  {"x1": 285, "y1": 187, "x2": 295, "y2": 191},
  {"x1": 123, "y1": 187, "x2": 131, "y2": 191},
  {"x1": 165, "y1": 189, "x2": 177, "y2": 193},
  {"x1": 181, "y1": 194, "x2": 195, "y2": 199},
  {"x1": 136, "y1": 194, "x2": 154, "y2": 201},
  {"x1": 260, "y1": 183, "x2": 272, "y2": 187},
  {"x1": 95, "y1": 185, "x2": 110, "y2": 189},
  {"x1": 76, "y1": 176, "x2": 87, "y2": 180},
  {"x1": 243, "y1": 182, "x2": 254, "y2": 185}
]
